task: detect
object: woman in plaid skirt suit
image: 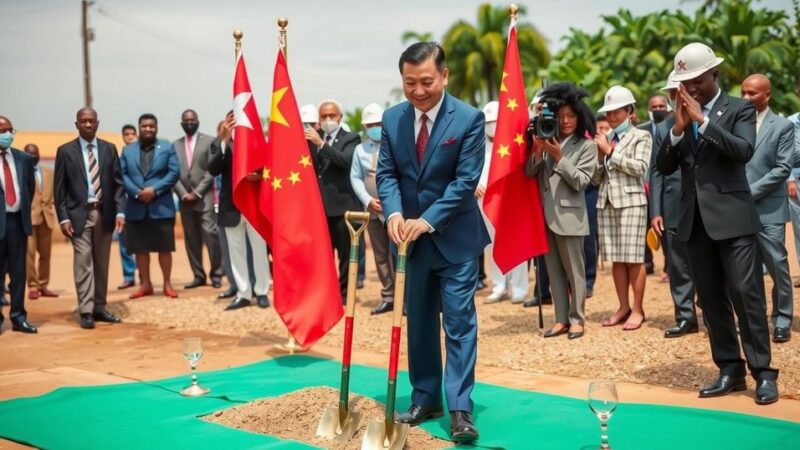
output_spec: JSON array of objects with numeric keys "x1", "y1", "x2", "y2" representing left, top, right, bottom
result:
[{"x1": 592, "y1": 86, "x2": 653, "y2": 330}]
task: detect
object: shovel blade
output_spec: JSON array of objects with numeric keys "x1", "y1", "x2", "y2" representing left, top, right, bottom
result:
[
  {"x1": 361, "y1": 419, "x2": 409, "y2": 450},
  {"x1": 316, "y1": 405, "x2": 361, "y2": 442}
]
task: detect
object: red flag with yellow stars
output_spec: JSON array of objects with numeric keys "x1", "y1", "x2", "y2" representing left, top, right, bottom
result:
[
  {"x1": 231, "y1": 53, "x2": 272, "y2": 241},
  {"x1": 261, "y1": 49, "x2": 343, "y2": 348},
  {"x1": 482, "y1": 25, "x2": 548, "y2": 273}
]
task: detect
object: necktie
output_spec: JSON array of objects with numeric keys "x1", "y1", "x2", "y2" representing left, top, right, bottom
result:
[
  {"x1": 87, "y1": 143, "x2": 102, "y2": 201},
  {"x1": 611, "y1": 133, "x2": 619, "y2": 148},
  {"x1": 325, "y1": 135, "x2": 332, "y2": 146},
  {"x1": 416, "y1": 113, "x2": 429, "y2": 163},
  {"x1": 185, "y1": 135, "x2": 194, "y2": 166},
  {"x1": 1, "y1": 150, "x2": 16, "y2": 207}
]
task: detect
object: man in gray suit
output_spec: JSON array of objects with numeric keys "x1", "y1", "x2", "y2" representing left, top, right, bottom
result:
[
  {"x1": 786, "y1": 112, "x2": 800, "y2": 289},
  {"x1": 172, "y1": 109, "x2": 223, "y2": 289},
  {"x1": 650, "y1": 72, "x2": 698, "y2": 338},
  {"x1": 742, "y1": 74, "x2": 795, "y2": 343}
]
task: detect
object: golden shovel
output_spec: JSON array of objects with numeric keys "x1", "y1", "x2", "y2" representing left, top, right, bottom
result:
[
  {"x1": 362, "y1": 240, "x2": 410, "y2": 450},
  {"x1": 316, "y1": 211, "x2": 370, "y2": 442}
]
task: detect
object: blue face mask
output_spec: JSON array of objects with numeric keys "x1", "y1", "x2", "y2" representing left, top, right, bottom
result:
[
  {"x1": 0, "y1": 131, "x2": 13, "y2": 149},
  {"x1": 366, "y1": 126, "x2": 382, "y2": 142},
  {"x1": 613, "y1": 118, "x2": 630, "y2": 136}
]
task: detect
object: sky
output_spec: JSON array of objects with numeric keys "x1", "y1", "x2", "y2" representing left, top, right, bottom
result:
[{"x1": 2, "y1": 0, "x2": 794, "y2": 140}]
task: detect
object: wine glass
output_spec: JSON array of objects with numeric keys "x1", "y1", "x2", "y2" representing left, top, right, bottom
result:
[
  {"x1": 588, "y1": 381, "x2": 618, "y2": 449},
  {"x1": 180, "y1": 338, "x2": 210, "y2": 396}
]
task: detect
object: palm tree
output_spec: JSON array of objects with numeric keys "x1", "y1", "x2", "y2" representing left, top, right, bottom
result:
[
  {"x1": 401, "y1": 31, "x2": 433, "y2": 44},
  {"x1": 436, "y1": 3, "x2": 550, "y2": 106}
]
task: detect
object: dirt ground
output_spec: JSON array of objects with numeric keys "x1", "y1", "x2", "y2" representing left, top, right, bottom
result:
[
  {"x1": 1, "y1": 238, "x2": 799, "y2": 450},
  {"x1": 205, "y1": 387, "x2": 450, "y2": 449}
]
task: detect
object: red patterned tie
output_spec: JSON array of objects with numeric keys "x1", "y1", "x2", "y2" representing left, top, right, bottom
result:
[
  {"x1": 416, "y1": 113, "x2": 429, "y2": 163},
  {"x1": 1, "y1": 150, "x2": 16, "y2": 207}
]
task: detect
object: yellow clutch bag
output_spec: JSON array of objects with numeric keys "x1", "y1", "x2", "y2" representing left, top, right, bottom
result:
[{"x1": 646, "y1": 228, "x2": 661, "y2": 252}]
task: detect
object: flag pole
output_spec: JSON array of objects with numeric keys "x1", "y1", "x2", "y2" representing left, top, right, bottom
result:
[{"x1": 270, "y1": 16, "x2": 306, "y2": 355}]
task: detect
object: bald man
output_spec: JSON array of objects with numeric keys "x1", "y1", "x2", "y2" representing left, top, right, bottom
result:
[
  {"x1": 55, "y1": 108, "x2": 126, "y2": 330},
  {"x1": 742, "y1": 74, "x2": 796, "y2": 343},
  {"x1": 0, "y1": 115, "x2": 37, "y2": 334}
]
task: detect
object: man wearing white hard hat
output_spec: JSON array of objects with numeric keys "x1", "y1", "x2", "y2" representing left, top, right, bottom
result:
[
  {"x1": 349, "y1": 103, "x2": 396, "y2": 315},
  {"x1": 742, "y1": 73, "x2": 795, "y2": 344},
  {"x1": 477, "y1": 101, "x2": 529, "y2": 305},
  {"x1": 656, "y1": 42, "x2": 778, "y2": 405},
  {"x1": 649, "y1": 70, "x2": 698, "y2": 339},
  {"x1": 592, "y1": 85, "x2": 652, "y2": 331}
]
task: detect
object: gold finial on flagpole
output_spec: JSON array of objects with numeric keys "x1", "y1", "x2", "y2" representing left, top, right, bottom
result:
[
  {"x1": 509, "y1": 4, "x2": 519, "y2": 18},
  {"x1": 278, "y1": 17, "x2": 288, "y2": 59},
  {"x1": 233, "y1": 29, "x2": 243, "y2": 60}
]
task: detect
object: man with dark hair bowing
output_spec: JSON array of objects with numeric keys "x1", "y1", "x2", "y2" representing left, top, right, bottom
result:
[
  {"x1": 377, "y1": 42, "x2": 489, "y2": 442},
  {"x1": 657, "y1": 43, "x2": 779, "y2": 404}
]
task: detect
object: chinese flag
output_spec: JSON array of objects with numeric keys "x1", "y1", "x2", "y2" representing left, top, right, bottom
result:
[
  {"x1": 261, "y1": 49, "x2": 343, "y2": 348},
  {"x1": 482, "y1": 26, "x2": 548, "y2": 273},
  {"x1": 231, "y1": 53, "x2": 272, "y2": 241}
]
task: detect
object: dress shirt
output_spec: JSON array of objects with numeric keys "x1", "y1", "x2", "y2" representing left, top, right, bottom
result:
[
  {"x1": 79, "y1": 137, "x2": 100, "y2": 202},
  {"x1": 350, "y1": 139, "x2": 380, "y2": 207},
  {"x1": 756, "y1": 107, "x2": 770, "y2": 133},
  {"x1": 0, "y1": 149, "x2": 21, "y2": 212},
  {"x1": 34, "y1": 164, "x2": 42, "y2": 192}
]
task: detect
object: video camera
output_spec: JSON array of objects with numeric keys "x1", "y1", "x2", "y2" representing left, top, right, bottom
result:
[{"x1": 525, "y1": 81, "x2": 559, "y2": 151}]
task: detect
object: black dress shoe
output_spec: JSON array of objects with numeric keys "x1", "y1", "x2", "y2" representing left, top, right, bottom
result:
[
  {"x1": 568, "y1": 330, "x2": 584, "y2": 340},
  {"x1": 11, "y1": 318, "x2": 37, "y2": 333},
  {"x1": 773, "y1": 327, "x2": 791, "y2": 343},
  {"x1": 117, "y1": 280, "x2": 135, "y2": 290},
  {"x1": 256, "y1": 295, "x2": 270, "y2": 308},
  {"x1": 449, "y1": 411, "x2": 479, "y2": 443},
  {"x1": 184, "y1": 279, "x2": 206, "y2": 289},
  {"x1": 211, "y1": 278, "x2": 222, "y2": 289},
  {"x1": 523, "y1": 296, "x2": 552, "y2": 307},
  {"x1": 79, "y1": 313, "x2": 95, "y2": 329},
  {"x1": 93, "y1": 310, "x2": 121, "y2": 323},
  {"x1": 698, "y1": 375, "x2": 747, "y2": 398},
  {"x1": 397, "y1": 403, "x2": 444, "y2": 425},
  {"x1": 755, "y1": 379, "x2": 778, "y2": 405},
  {"x1": 370, "y1": 300, "x2": 394, "y2": 315},
  {"x1": 218, "y1": 288, "x2": 236, "y2": 299},
  {"x1": 225, "y1": 297, "x2": 251, "y2": 311},
  {"x1": 664, "y1": 320, "x2": 699, "y2": 339}
]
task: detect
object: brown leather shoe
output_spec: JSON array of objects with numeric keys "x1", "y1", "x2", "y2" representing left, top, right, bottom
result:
[{"x1": 39, "y1": 288, "x2": 59, "y2": 298}]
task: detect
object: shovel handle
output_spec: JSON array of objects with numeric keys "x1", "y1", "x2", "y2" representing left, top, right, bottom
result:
[{"x1": 384, "y1": 241, "x2": 408, "y2": 433}]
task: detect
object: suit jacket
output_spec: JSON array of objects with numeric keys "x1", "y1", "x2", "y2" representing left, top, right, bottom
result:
[
  {"x1": 592, "y1": 127, "x2": 652, "y2": 209},
  {"x1": 208, "y1": 138, "x2": 241, "y2": 227},
  {"x1": 311, "y1": 128, "x2": 361, "y2": 217},
  {"x1": 649, "y1": 117, "x2": 683, "y2": 229},
  {"x1": 119, "y1": 139, "x2": 180, "y2": 221},
  {"x1": 31, "y1": 166, "x2": 57, "y2": 228},
  {"x1": 656, "y1": 91, "x2": 761, "y2": 241},
  {"x1": 525, "y1": 135, "x2": 596, "y2": 236},
  {"x1": 377, "y1": 92, "x2": 490, "y2": 264},
  {"x1": 172, "y1": 132, "x2": 215, "y2": 212},
  {"x1": 54, "y1": 138, "x2": 125, "y2": 235},
  {"x1": 745, "y1": 110, "x2": 795, "y2": 224},
  {"x1": 0, "y1": 148, "x2": 35, "y2": 240}
]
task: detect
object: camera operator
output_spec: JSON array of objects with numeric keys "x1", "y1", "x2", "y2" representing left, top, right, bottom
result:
[
  {"x1": 592, "y1": 86, "x2": 653, "y2": 331},
  {"x1": 524, "y1": 83, "x2": 597, "y2": 340}
]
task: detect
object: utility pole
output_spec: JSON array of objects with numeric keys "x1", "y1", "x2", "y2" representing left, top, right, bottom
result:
[{"x1": 81, "y1": 0, "x2": 93, "y2": 107}]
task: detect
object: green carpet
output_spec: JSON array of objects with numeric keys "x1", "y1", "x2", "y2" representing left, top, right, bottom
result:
[{"x1": 0, "y1": 355, "x2": 797, "y2": 449}]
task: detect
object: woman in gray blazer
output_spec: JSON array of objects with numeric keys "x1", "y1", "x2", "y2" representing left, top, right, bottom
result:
[
  {"x1": 525, "y1": 83, "x2": 597, "y2": 339},
  {"x1": 592, "y1": 86, "x2": 653, "y2": 331}
]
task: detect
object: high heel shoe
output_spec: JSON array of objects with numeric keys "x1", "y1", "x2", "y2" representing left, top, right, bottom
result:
[
  {"x1": 163, "y1": 287, "x2": 179, "y2": 298},
  {"x1": 602, "y1": 309, "x2": 631, "y2": 327},
  {"x1": 543, "y1": 325, "x2": 569, "y2": 338}
]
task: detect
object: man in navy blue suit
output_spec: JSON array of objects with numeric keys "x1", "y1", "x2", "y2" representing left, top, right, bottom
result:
[
  {"x1": 377, "y1": 42, "x2": 490, "y2": 443},
  {"x1": 0, "y1": 115, "x2": 37, "y2": 334}
]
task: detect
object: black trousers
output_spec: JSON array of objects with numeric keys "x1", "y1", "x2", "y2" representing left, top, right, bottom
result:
[
  {"x1": 327, "y1": 215, "x2": 350, "y2": 300},
  {"x1": 0, "y1": 213, "x2": 28, "y2": 323},
  {"x1": 686, "y1": 204, "x2": 777, "y2": 381}
]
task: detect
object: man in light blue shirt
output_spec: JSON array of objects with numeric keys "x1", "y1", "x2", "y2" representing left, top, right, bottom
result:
[{"x1": 349, "y1": 103, "x2": 395, "y2": 315}]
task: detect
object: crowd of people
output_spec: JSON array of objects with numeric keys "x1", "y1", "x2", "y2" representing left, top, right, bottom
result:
[{"x1": 0, "y1": 41, "x2": 796, "y2": 438}]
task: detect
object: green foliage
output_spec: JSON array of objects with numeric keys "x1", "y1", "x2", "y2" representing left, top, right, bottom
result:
[
  {"x1": 343, "y1": 108, "x2": 364, "y2": 140},
  {"x1": 545, "y1": 0, "x2": 799, "y2": 116}
]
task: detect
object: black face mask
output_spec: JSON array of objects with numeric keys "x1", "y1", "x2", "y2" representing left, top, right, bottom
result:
[
  {"x1": 650, "y1": 110, "x2": 670, "y2": 124},
  {"x1": 181, "y1": 122, "x2": 199, "y2": 136}
]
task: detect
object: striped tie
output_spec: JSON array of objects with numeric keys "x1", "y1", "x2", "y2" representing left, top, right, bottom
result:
[{"x1": 87, "y1": 143, "x2": 102, "y2": 201}]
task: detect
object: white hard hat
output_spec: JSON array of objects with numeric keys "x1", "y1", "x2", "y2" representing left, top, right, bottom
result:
[
  {"x1": 299, "y1": 104, "x2": 318, "y2": 123},
  {"x1": 482, "y1": 101, "x2": 499, "y2": 122},
  {"x1": 662, "y1": 70, "x2": 679, "y2": 91},
  {"x1": 598, "y1": 85, "x2": 636, "y2": 113},
  {"x1": 671, "y1": 42, "x2": 724, "y2": 82},
  {"x1": 361, "y1": 103, "x2": 384, "y2": 125}
]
